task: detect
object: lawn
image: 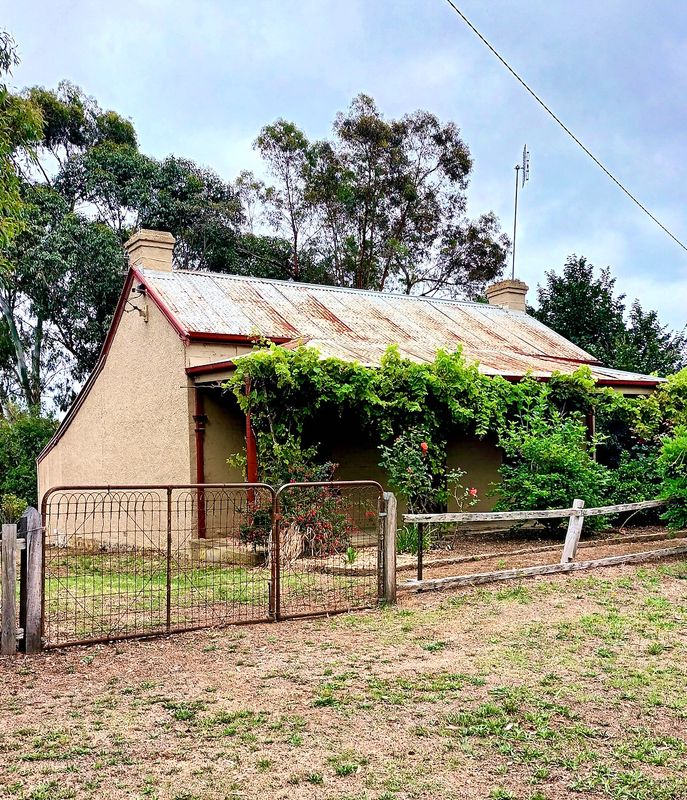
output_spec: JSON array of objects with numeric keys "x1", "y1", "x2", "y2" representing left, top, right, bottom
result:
[
  {"x1": 2, "y1": 559, "x2": 687, "y2": 799},
  {"x1": 42, "y1": 552, "x2": 377, "y2": 644}
]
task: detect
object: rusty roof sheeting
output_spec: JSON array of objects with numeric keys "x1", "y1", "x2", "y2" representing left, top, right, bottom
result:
[{"x1": 142, "y1": 269, "x2": 660, "y2": 386}]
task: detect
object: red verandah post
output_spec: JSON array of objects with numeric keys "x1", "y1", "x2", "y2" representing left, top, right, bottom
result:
[
  {"x1": 193, "y1": 388, "x2": 207, "y2": 538},
  {"x1": 245, "y1": 377, "x2": 259, "y2": 490}
]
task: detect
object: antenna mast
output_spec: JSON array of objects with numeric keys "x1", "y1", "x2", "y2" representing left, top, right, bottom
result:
[{"x1": 511, "y1": 145, "x2": 530, "y2": 279}]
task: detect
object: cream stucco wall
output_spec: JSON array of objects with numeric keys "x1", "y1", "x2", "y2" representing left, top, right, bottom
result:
[
  {"x1": 38, "y1": 299, "x2": 195, "y2": 504},
  {"x1": 327, "y1": 430, "x2": 502, "y2": 513},
  {"x1": 446, "y1": 438, "x2": 501, "y2": 512},
  {"x1": 202, "y1": 390, "x2": 246, "y2": 484}
]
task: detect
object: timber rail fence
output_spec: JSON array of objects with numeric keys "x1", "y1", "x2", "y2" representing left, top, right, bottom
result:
[
  {"x1": 1, "y1": 507, "x2": 42, "y2": 654},
  {"x1": 401, "y1": 499, "x2": 684, "y2": 591}
]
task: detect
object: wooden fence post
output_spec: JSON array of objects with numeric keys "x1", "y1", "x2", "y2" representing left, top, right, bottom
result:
[
  {"x1": 561, "y1": 499, "x2": 585, "y2": 564},
  {"x1": 1, "y1": 523, "x2": 18, "y2": 655},
  {"x1": 382, "y1": 492, "x2": 397, "y2": 605},
  {"x1": 19, "y1": 508, "x2": 43, "y2": 654}
]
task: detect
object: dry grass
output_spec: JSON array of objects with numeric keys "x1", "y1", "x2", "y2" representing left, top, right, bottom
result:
[{"x1": 2, "y1": 558, "x2": 687, "y2": 799}]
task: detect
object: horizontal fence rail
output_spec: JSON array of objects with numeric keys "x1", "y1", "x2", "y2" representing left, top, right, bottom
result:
[
  {"x1": 403, "y1": 499, "x2": 667, "y2": 524},
  {"x1": 402, "y1": 498, "x2": 678, "y2": 587}
]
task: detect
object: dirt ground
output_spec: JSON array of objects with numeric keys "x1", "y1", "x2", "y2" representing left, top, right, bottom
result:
[{"x1": 2, "y1": 557, "x2": 687, "y2": 800}]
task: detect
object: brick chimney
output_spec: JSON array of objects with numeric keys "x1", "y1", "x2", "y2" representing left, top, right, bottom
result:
[
  {"x1": 485, "y1": 278, "x2": 529, "y2": 312},
  {"x1": 124, "y1": 229, "x2": 175, "y2": 272}
]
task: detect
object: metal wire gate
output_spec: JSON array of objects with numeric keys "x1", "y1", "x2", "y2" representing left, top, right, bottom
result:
[
  {"x1": 41, "y1": 481, "x2": 385, "y2": 648},
  {"x1": 274, "y1": 481, "x2": 385, "y2": 620}
]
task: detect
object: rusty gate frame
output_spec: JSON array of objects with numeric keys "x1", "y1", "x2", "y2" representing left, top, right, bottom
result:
[{"x1": 40, "y1": 480, "x2": 386, "y2": 648}]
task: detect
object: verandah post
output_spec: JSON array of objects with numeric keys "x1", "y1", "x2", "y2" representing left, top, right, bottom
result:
[{"x1": 561, "y1": 499, "x2": 585, "y2": 564}]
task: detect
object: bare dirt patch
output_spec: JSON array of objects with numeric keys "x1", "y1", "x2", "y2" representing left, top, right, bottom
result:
[{"x1": 2, "y1": 559, "x2": 687, "y2": 800}]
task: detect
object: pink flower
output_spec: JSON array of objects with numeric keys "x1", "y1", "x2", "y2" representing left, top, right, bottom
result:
[
  {"x1": 469, "y1": 487, "x2": 478, "y2": 497},
  {"x1": 420, "y1": 441, "x2": 428, "y2": 455}
]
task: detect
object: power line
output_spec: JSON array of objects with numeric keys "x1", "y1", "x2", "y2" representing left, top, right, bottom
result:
[{"x1": 441, "y1": 0, "x2": 687, "y2": 254}]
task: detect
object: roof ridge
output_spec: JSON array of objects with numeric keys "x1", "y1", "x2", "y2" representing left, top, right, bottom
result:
[{"x1": 140, "y1": 267, "x2": 515, "y2": 311}]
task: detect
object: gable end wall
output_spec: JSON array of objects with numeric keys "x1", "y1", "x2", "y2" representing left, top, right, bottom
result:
[{"x1": 38, "y1": 299, "x2": 194, "y2": 502}]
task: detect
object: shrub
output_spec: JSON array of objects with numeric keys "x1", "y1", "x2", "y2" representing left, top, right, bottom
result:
[
  {"x1": 0, "y1": 493, "x2": 28, "y2": 523},
  {"x1": 659, "y1": 426, "x2": 687, "y2": 529},
  {"x1": 379, "y1": 427, "x2": 477, "y2": 515},
  {"x1": 239, "y1": 507, "x2": 272, "y2": 550},
  {"x1": 0, "y1": 408, "x2": 56, "y2": 507},
  {"x1": 606, "y1": 445, "x2": 663, "y2": 525},
  {"x1": 495, "y1": 410, "x2": 608, "y2": 530}
]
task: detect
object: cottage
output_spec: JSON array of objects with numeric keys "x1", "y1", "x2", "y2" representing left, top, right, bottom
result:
[{"x1": 38, "y1": 229, "x2": 661, "y2": 510}]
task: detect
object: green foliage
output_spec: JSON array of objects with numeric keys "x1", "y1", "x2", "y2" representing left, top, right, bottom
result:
[
  {"x1": 228, "y1": 343, "x2": 687, "y2": 528},
  {"x1": 379, "y1": 427, "x2": 477, "y2": 514},
  {"x1": 657, "y1": 368, "x2": 687, "y2": 430},
  {"x1": 396, "y1": 524, "x2": 430, "y2": 556},
  {"x1": 659, "y1": 427, "x2": 687, "y2": 529},
  {"x1": 533, "y1": 255, "x2": 686, "y2": 376},
  {"x1": 0, "y1": 31, "x2": 42, "y2": 254},
  {"x1": 495, "y1": 404, "x2": 609, "y2": 530},
  {"x1": 238, "y1": 507, "x2": 272, "y2": 550},
  {"x1": 605, "y1": 446, "x2": 663, "y2": 525},
  {"x1": 0, "y1": 492, "x2": 27, "y2": 522},
  {"x1": 0, "y1": 408, "x2": 56, "y2": 506}
]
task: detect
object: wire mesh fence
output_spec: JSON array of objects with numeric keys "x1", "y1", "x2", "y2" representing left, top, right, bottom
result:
[
  {"x1": 41, "y1": 485, "x2": 275, "y2": 647},
  {"x1": 275, "y1": 481, "x2": 384, "y2": 619},
  {"x1": 41, "y1": 481, "x2": 384, "y2": 648}
]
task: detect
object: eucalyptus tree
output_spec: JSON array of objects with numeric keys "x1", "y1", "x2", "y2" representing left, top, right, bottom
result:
[{"x1": 254, "y1": 94, "x2": 510, "y2": 296}]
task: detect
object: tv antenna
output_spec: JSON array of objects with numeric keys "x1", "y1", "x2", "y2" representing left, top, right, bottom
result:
[{"x1": 511, "y1": 145, "x2": 530, "y2": 279}]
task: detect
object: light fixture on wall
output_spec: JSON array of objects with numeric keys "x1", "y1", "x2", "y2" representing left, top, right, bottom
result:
[{"x1": 125, "y1": 285, "x2": 149, "y2": 322}]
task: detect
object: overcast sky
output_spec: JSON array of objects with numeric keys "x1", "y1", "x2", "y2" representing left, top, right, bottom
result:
[{"x1": 4, "y1": 0, "x2": 687, "y2": 329}]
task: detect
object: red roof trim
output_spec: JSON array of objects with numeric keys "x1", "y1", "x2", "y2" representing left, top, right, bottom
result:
[
  {"x1": 497, "y1": 373, "x2": 661, "y2": 388},
  {"x1": 186, "y1": 331, "x2": 293, "y2": 345},
  {"x1": 595, "y1": 378, "x2": 662, "y2": 388},
  {"x1": 186, "y1": 360, "x2": 238, "y2": 376},
  {"x1": 132, "y1": 267, "x2": 188, "y2": 341}
]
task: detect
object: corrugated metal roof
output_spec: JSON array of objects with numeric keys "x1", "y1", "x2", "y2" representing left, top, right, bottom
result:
[{"x1": 141, "y1": 269, "x2": 661, "y2": 386}]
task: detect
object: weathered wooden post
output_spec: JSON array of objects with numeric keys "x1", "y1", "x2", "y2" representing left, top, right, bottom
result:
[
  {"x1": 382, "y1": 492, "x2": 397, "y2": 605},
  {"x1": 19, "y1": 507, "x2": 43, "y2": 653},
  {"x1": 1, "y1": 523, "x2": 17, "y2": 655},
  {"x1": 561, "y1": 499, "x2": 585, "y2": 564}
]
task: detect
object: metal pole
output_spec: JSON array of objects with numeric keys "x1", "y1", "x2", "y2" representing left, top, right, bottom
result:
[
  {"x1": 417, "y1": 522, "x2": 425, "y2": 582},
  {"x1": 272, "y1": 494, "x2": 281, "y2": 621},
  {"x1": 512, "y1": 165, "x2": 520, "y2": 280},
  {"x1": 166, "y1": 488, "x2": 172, "y2": 633}
]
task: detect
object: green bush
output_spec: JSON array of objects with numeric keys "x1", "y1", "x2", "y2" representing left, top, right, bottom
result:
[
  {"x1": 495, "y1": 410, "x2": 609, "y2": 531},
  {"x1": 606, "y1": 445, "x2": 663, "y2": 525},
  {"x1": 0, "y1": 493, "x2": 28, "y2": 523},
  {"x1": 659, "y1": 426, "x2": 687, "y2": 529},
  {"x1": 379, "y1": 427, "x2": 476, "y2": 515},
  {"x1": 0, "y1": 408, "x2": 56, "y2": 507}
]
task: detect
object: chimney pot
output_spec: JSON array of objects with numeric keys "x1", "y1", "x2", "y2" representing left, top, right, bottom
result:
[
  {"x1": 485, "y1": 278, "x2": 529, "y2": 312},
  {"x1": 124, "y1": 229, "x2": 175, "y2": 272}
]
